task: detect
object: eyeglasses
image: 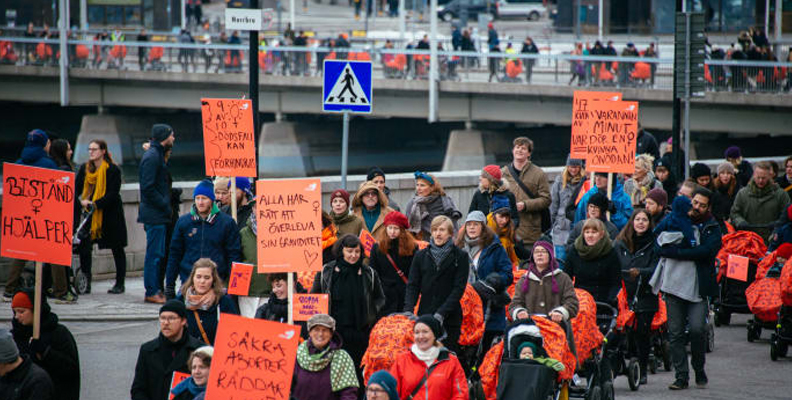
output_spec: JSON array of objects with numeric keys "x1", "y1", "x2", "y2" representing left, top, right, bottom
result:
[
  {"x1": 363, "y1": 191, "x2": 378, "y2": 198},
  {"x1": 366, "y1": 387, "x2": 386, "y2": 395},
  {"x1": 159, "y1": 316, "x2": 181, "y2": 323}
]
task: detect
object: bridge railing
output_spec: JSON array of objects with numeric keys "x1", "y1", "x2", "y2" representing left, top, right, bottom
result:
[{"x1": 1, "y1": 36, "x2": 791, "y2": 94}]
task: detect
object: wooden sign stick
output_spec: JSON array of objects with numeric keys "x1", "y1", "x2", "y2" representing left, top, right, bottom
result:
[
  {"x1": 606, "y1": 173, "x2": 614, "y2": 222},
  {"x1": 231, "y1": 177, "x2": 238, "y2": 222},
  {"x1": 287, "y1": 273, "x2": 294, "y2": 325},
  {"x1": 33, "y1": 261, "x2": 43, "y2": 339}
]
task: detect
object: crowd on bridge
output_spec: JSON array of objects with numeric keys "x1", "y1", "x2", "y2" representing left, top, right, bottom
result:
[{"x1": 2, "y1": 125, "x2": 792, "y2": 399}]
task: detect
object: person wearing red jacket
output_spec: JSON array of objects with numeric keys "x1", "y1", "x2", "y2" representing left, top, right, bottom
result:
[{"x1": 389, "y1": 315, "x2": 468, "y2": 400}]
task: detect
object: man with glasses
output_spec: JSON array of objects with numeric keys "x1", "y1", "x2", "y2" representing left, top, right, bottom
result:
[
  {"x1": 654, "y1": 187, "x2": 721, "y2": 390},
  {"x1": 131, "y1": 300, "x2": 202, "y2": 400},
  {"x1": 352, "y1": 181, "x2": 396, "y2": 238}
]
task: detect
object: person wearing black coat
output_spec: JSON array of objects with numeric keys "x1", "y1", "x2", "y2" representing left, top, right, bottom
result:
[
  {"x1": 368, "y1": 211, "x2": 418, "y2": 316},
  {"x1": 469, "y1": 165, "x2": 520, "y2": 226},
  {"x1": 636, "y1": 126, "x2": 660, "y2": 160},
  {"x1": 47, "y1": 138, "x2": 77, "y2": 301},
  {"x1": 564, "y1": 218, "x2": 622, "y2": 306},
  {"x1": 76, "y1": 139, "x2": 128, "y2": 294},
  {"x1": 614, "y1": 209, "x2": 660, "y2": 384},
  {"x1": 0, "y1": 337, "x2": 54, "y2": 400},
  {"x1": 404, "y1": 215, "x2": 470, "y2": 355},
  {"x1": 131, "y1": 300, "x2": 204, "y2": 400},
  {"x1": 10, "y1": 289, "x2": 79, "y2": 400}
]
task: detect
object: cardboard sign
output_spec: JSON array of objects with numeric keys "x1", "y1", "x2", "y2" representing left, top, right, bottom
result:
[
  {"x1": 169, "y1": 371, "x2": 191, "y2": 400},
  {"x1": 206, "y1": 314, "x2": 301, "y2": 400},
  {"x1": 1, "y1": 163, "x2": 75, "y2": 266},
  {"x1": 227, "y1": 262, "x2": 254, "y2": 296},
  {"x1": 359, "y1": 230, "x2": 376, "y2": 257},
  {"x1": 583, "y1": 101, "x2": 639, "y2": 174},
  {"x1": 727, "y1": 254, "x2": 750, "y2": 282},
  {"x1": 570, "y1": 91, "x2": 622, "y2": 159},
  {"x1": 292, "y1": 293, "x2": 330, "y2": 321},
  {"x1": 201, "y1": 98, "x2": 256, "y2": 177},
  {"x1": 256, "y1": 179, "x2": 323, "y2": 273}
]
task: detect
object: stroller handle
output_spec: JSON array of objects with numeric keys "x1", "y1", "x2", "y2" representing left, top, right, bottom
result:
[{"x1": 594, "y1": 301, "x2": 619, "y2": 333}]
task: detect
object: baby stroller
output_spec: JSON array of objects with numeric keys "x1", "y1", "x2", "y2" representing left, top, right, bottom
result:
[
  {"x1": 772, "y1": 258, "x2": 792, "y2": 360},
  {"x1": 714, "y1": 230, "x2": 766, "y2": 326},
  {"x1": 496, "y1": 319, "x2": 560, "y2": 400},
  {"x1": 70, "y1": 204, "x2": 95, "y2": 295},
  {"x1": 745, "y1": 250, "x2": 785, "y2": 342},
  {"x1": 147, "y1": 46, "x2": 166, "y2": 71},
  {"x1": 572, "y1": 301, "x2": 618, "y2": 400},
  {"x1": 501, "y1": 59, "x2": 523, "y2": 83}
]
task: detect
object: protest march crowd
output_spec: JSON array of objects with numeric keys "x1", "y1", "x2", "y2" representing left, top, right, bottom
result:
[{"x1": 1, "y1": 125, "x2": 792, "y2": 400}]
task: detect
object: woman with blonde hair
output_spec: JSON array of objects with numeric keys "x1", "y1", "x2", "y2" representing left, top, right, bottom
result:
[
  {"x1": 404, "y1": 172, "x2": 462, "y2": 240},
  {"x1": 550, "y1": 155, "x2": 587, "y2": 263},
  {"x1": 564, "y1": 218, "x2": 622, "y2": 305},
  {"x1": 624, "y1": 154, "x2": 663, "y2": 207},
  {"x1": 177, "y1": 258, "x2": 238, "y2": 344}
]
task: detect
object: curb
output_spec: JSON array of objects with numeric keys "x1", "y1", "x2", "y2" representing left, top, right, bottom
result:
[{"x1": 0, "y1": 315, "x2": 158, "y2": 323}]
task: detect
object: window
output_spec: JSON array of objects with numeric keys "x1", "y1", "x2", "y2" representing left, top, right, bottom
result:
[
  {"x1": 124, "y1": 6, "x2": 141, "y2": 25},
  {"x1": 88, "y1": 6, "x2": 105, "y2": 24},
  {"x1": 106, "y1": 6, "x2": 123, "y2": 24}
]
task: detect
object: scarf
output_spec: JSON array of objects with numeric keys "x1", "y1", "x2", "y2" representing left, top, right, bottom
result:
[
  {"x1": 463, "y1": 236, "x2": 482, "y2": 262},
  {"x1": 628, "y1": 171, "x2": 656, "y2": 206},
  {"x1": 407, "y1": 195, "x2": 440, "y2": 234},
  {"x1": 184, "y1": 287, "x2": 217, "y2": 311},
  {"x1": 574, "y1": 233, "x2": 613, "y2": 261},
  {"x1": 362, "y1": 204, "x2": 381, "y2": 233},
  {"x1": 330, "y1": 210, "x2": 356, "y2": 226},
  {"x1": 248, "y1": 209, "x2": 257, "y2": 235},
  {"x1": 429, "y1": 238, "x2": 454, "y2": 267},
  {"x1": 411, "y1": 343, "x2": 441, "y2": 367},
  {"x1": 322, "y1": 225, "x2": 338, "y2": 250},
  {"x1": 331, "y1": 258, "x2": 367, "y2": 329},
  {"x1": 171, "y1": 377, "x2": 205, "y2": 397},
  {"x1": 522, "y1": 262, "x2": 558, "y2": 294},
  {"x1": 632, "y1": 231, "x2": 653, "y2": 253},
  {"x1": 296, "y1": 340, "x2": 359, "y2": 392},
  {"x1": 82, "y1": 160, "x2": 109, "y2": 240}
]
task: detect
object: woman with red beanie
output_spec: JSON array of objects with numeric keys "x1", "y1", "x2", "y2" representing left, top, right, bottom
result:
[
  {"x1": 328, "y1": 189, "x2": 364, "y2": 238},
  {"x1": 469, "y1": 164, "x2": 519, "y2": 225},
  {"x1": 369, "y1": 211, "x2": 419, "y2": 315}
]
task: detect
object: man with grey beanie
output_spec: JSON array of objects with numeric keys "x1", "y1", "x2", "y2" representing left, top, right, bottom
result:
[{"x1": 0, "y1": 329, "x2": 54, "y2": 400}]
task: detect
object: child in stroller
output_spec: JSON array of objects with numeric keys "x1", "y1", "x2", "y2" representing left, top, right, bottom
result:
[{"x1": 496, "y1": 320, "x2": 563, "y2": 400}]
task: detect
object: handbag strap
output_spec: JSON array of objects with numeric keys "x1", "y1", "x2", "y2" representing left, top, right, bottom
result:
[
  {"x1": 385, "y1": 253, "x2": 409, "y2": 284},
  {"x1": 406, "y1": 363, "x2": 440, "y2": 400},
  {"x1": 193, "y1": 310, "x2": 211, "y2": 344},
  {"x1": 508, "y1": 163, "x2": 537, "y2": 200}
]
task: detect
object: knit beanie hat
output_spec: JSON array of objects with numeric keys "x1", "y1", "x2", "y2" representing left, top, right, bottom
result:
[
  {"x1": 383, "y1": 211, "x2": 409, "y2": 230},
  {"x1": 11, "y1": 291, "x2": 33, "y2": 309},
  {"x1": 193, "y1": 179, "x2": 216, "y2": 201},
  {"x1": 566, "y1": 155, "x2": 583, "y2": 167},
  {"x1": 490, "y1": 196, "x2": 511, "y2": 214},
  {"x1": 522, "y1": 240, "x2": 559, "y2": 294},
  {"x1": 691, "y1": 163, "x2": 711, "y2": 179},
  {"x1": 228, "y1": 177, "x2": 253, "y2": 197},
  {"x1": 151, "y1": 124, "x2": 174, "y2": 142},
  {"x1": 724, "y1": 146, "x2": 742, "y2": 159},
  {"x1": 482, "y1": 165, "x2": 502, "y2": 184},
  {"x1": 517, "y1": 341, "x2": 538, "y2": 358},
  {"x1": 776, "y1": 243, "x2": 792, "y2": 260},
  {"x1": 213, "y1": 177, "x2": 230, "y2": 192},
  {"x1": 367, "y1": 166, "x2": 386, "y2": 182},
  {"x1": 645, "y1": 187, "x2": 668, "y2": 208},
  {"x1": 330, "y1": 189, "x2": 350, "y2": 207},
  {"x1": 368, "y1": 370, "x2": 399, "y2": 400},
  {"x1": 465, "y1": 210, "x2": 486, "y2": 224},
  {"x1": 0, "y1": 329, "x2": 19, "y2": 364},
  {"x1": 717, "y1": 162, "x2": 736, "y2": 175},
  {"x1": 588, "y1": 192, "x2": 610, "y2": 214},
  {"x1": 160, "y1": 299, "x2": 187, "y2": 319},
  {"x1": 25, "y1": 129, "x2": 49, "y2": 148},
  {"x1": 416, "y1": 314, "x2": 445, "y2": 341}
]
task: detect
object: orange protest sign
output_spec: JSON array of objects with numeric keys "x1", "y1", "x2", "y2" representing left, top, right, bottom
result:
[
  {"x1": 168, "y1": 371, "x2": 191, "y2": 400},
  {"x1": 584, "y1": 100, "x2": 639, "y2": 174},
  {"x1": 1, "y1": 163, "x2": 75, "y2": 266},
  {"x1": 201, "y1": 98, "x2": 257, "y2": 177},
  {"x1": 206, "y1": 314, "x2": 301, "y2": 400},
  {"x1": 727, "y1": 254, "x2": 750, "y2": 282},
  {"x1": 570, "y1": 91, "x2": 622, "y2": 159},
  {"x1": 227, "y1": 262, "x2": 254, "y2": 296},
  {"x1": 359, "y1": 230, "x2": 376, "y2": 257},
  {"x1": 292, "y1": 293, "x2": 330, "y2": 321},
  {"x1": 256, "y1": 179, "x2": 323, "y2": 273}
]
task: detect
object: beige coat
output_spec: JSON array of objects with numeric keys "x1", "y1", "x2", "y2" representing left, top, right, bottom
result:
[
  {"x1": 509, "y1": 267, "x2": 579, "y2": 321},
  {"x1": 501, "y1": 161, "x2": 552, "y2": 246},
  {"x1": 352, "y1": 181, "x2": 395, "y2": 238}
]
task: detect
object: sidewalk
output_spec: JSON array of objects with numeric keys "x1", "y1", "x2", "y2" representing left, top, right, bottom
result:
[{"x1": 0, "y1": 277, "x2": 161, "y2": 322}]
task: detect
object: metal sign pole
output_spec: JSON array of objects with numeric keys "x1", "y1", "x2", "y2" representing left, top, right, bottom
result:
[
  {"x1": 59, "y1": 0, "x2": 69, "y2": 106},
  {"x1": 428, "y1": 0, "x2": 438, "y2": 123},
  {"x1": 251, "y1": 0, "x2": 260, "y2": 142},
  {"x1": 341, "y1": 111, "x2": 350, "y2": 189},
  {"x1": 683, "y1": 12, "x2": 691, "y2": 179}
]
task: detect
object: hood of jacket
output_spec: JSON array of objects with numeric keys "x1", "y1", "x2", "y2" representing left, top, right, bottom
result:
[
  {"x1": 352, "y1": 181, "x2": 389, "y2": 209},
  {"x1": 18, "y1": 146, "x2": 54, "y2": 166}
]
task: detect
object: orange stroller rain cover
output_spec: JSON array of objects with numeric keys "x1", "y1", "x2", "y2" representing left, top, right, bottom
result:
[
  {"x1": 716, "y1": 231, "x2": 767, "y2": 281},
  {"x1": 360, "y1": 314, "x2": 415, "y2": 382}
]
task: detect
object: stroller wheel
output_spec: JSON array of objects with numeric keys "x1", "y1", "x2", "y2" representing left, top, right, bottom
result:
[
  {"x1": 648, "y1": 354, "x2": 657, "y2": 374},
  {"x1": 627, "y1": 358, "x2": 641, "y2": 391},
  {"x1": 715, "y1": 310, "x2": 731, "y2": 326},
  {"x1": 747, "y1": 324, "x2": 761, "y2": 343},
  {"x1": 585, "y1": 385, "x2": 601, "y2": 400},
  {"x1": 75, "y1": 269, "x2": 89, "y2": 295},
  {"x1": 770, "y1": 334, "x2": 779, "y2": 361}
]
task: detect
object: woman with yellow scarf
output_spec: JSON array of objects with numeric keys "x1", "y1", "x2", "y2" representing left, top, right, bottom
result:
[{"x1": 76, "y1": 140, "x2": 128, "y2": 294}]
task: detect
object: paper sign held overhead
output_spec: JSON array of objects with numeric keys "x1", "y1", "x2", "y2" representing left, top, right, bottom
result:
[
  {"x1": 201, "y1": 98, "x2": 256, "y2": 178},
  {"x1": 256, "y1": 179, "x2": 323, "y2": 273},
  {"x1": 206, "y1": 314, "x2": 301, "y2": 400},
  {"x1": 359, "y1": 230, "x2": 376, "y2": 258},
  {"x1": 570, "y1": 91, "x2": 622, "y2": 159},
  {"x1": 727, "y1": 254, "x2": 749, "y2": 282},
  {"x1": 1, "y1": 163, "x2": 75, "y2": 266},
  {"x1": 583, "y1": 100, "x2": 639, "y2": 174},
  {"x1": 227, "y1": 262, "x2": 254, "y2": 296},
  {"x1": 292, "y1": 294, "x2": 330, "y2": 321},
  {"x1": 323, "y1": 60, "x2": 373, "y2": 113}
]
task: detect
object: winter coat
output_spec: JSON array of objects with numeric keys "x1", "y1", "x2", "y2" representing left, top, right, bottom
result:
[
  {"x1": 292, "y1": 334, "x2": 358, "y2": 400},
  {"x1": 404, "y1": 194, "x2": 463, "y2": 240},
  {"x1": 11, "y1": 296, "x2": 79, "y2": 400},
  {"x1": 614, "y1": 237, "x2": 660, "y2": 313},
  {"x1": 550, "y1": 176, "x2": 586, "y2": 246},
  {"x1": 330, "y1": 210, "x2": 364, "y2": 238},
  {"x1": 255, "y1": 296, "x2": 289, "y2": 322},
  {"x1": 468, "y1": 184, "x2": 520, "y2": 227},
  {"x1": 221, "y1": 199, "x2": 254, "y2": 231},
  {"x1": 712, "y1": 184, "x2": 738, "y2": 224},
  {"x1": 731, "y1": 181, "x2": 790, "y2": 242},
  {"x1": 390, "y1": 347, "x2": 468, "y2": 400},
  {"x1": 470, "y1": 239, "x2": 513, "y2": 331},
  {"x1": 564, "y1": 246, "x2": 622, "y2": 304},
  {"x1": 0, "y1": 355, "x2": 53, "y2": 400},
  {"x1": 769, "y1": 217, "x2": 792, "y2": 252},
  {"x1": 776, "y1": 174, "x2": 792, "y2": 201},
  {"x1": 734, "y1": 159, "x2": 754, "y2": 188},
  {"x1": 404, "y1": 245, "x2": 469, "y2": 329},
  {"x1": 166, "y1": 205, "x2": 242, "y2": 287},
  {"x1": 656, "y1": 215, "x2": 721, "y2": 298},
  {"x1": 383, "y1": 186, "x2": 401, "y2": 211},
  {"x1": 566, "y1": 218, "x2": 620, "y2": 249},
  {"x1": 75, "y1": 162, "x2": 128, "y2": 249},
  {"x1": 509, "y1": 266, "x2": 578, "y2": 320},
  {"x1": 16, "y1": 145, "x2": 57, "y2": 169},
  {"x1": 352, "y1": 203, "x2": 395, "y2": 239},
  {"x1": 311, "y1": 260, "x2": 386, "y2": 329},
  {"x1": 623, "y1": 173, "x2": 663, "y2": 207},
  {"x1": 635, "y1": 129, "x2": 660, "y2": 160},
  {"x1": 131, "y1": 333, "x2": 204, "y2": 400},
  {"x1": 352, "y1": 181, "x2": 395, "y2": 238},
  {"x1": 177, "y1": 294, "x2": 239, "y2": 345},
  {"x1": 138, "y1": 141, "x2": 172, "y2": 225},
  {"x1": 501, "y1": 162, "x2": 552, "y2": 246},
  {"x1": 170, "y1": 378, "x2": 204, "y2": 400},
  {"x1": 369, "y1": 242, "x2": 417, "y2": 316},
  {"x1": 239, "y1": 221, "x2": 272, "y2": 296},
  {"x1": 575, "y1": 183, "x2": 634, "y2": 231}
]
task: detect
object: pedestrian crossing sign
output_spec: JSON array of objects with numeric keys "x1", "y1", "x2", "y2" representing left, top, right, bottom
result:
[{"x1": 322, "y1": 60, "x2": 373, "y2": 113}]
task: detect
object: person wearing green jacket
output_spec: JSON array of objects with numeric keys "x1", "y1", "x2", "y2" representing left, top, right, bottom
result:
[{"x1": 730, "y1": 161, "x2": 790, "y2": 243}]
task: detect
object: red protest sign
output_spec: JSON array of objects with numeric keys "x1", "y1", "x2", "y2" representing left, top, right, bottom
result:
[
  {"x1": 227, "y1": 262, "x2": 254, "y2": 296},
  {"x1": 169, "y1": 371, "x2": 191, "y2": 400},
  {"x1": 256, "y1": 179, "x2": 323, "y2": 273},
  {"x1": 570, "y1": 91, "x2": 622, "y2": 159},
  {"x1": 584, "y1": 101, "x2": 639, "y2": 174},
  {"x1": 727, "y1": 254, "x2": 750, "y2": 282},
  {"x1": 359, "y1": 230, "x2": 376, "y2": 258},
  {"x1": 201, "y1": 98, "x2": 257, "y2": 177},
  {"x1": 292, "y1": 293, "x2": 330, "y2": 321},
  {"x1": 206, "y1": 314, "x2": 301, "y2": 400},
  {"x1": 1, "y1": 163, "x2": 75, "y2": 266}
]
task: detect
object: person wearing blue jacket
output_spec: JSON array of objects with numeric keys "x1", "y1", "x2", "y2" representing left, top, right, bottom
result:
[
  {"x1": 165, "y1": 180, "x2": 241, "y2": 299},
  {"x1": 456, "y1": 210, "x2": 513, "y2": 354},
  {"x1": 575, "y1": 172, "x2": 633, "y2": 231},
  {"x1": 15, "y1": 129, "x2": 58, "y2": 169}
]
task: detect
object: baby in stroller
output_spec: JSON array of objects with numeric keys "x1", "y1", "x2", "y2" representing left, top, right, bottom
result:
[
  {"x1": 496, "y1": 321, "x2": 562, "y2": 400},
  {"x1": 518, "y1": 341, "x2": 565, "y2": 372}
]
